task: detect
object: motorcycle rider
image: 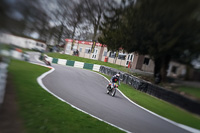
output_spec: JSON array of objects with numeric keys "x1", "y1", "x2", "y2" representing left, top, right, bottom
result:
[
  {"x1": 110, "y1": 72, "x2": 121, "y2": 89},
  {"x1": 43, "y1": 54, "x2": 51, "y2": 66}
]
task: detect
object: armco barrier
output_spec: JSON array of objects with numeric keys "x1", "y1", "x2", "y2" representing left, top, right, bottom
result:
[
  {"x1": 92, "y1": 64, "x2": 101, "y2": 71},
  {"x1": 0, "y1": 62, "x2": 8, "y2": 106},
  {"x1": 99, "y1": 65, "x2": 200, "y2": 115},
  {"x1": 48, "y1": 56, "x2": 101, "y2": 72},
  {"x1": 57, "y1": 59, "x2": 67, "y2": 65},
  {"x1": 74, "y1": 61, "x2": 84, "y2": 68},
  {"x1": 66, "y1": 60, "x2": 75, "y2": 66},
  {"x1": 52, "y1": 58, "x2": 58, "y2": 64},
  {"x1": 83, "y1": 63, "x2": 93, "y2": 70}
]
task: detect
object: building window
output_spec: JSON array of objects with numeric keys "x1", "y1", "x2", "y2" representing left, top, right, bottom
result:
[
  {"x1": 130, "y1": 55, "x2": 133, "y2": 61},
  {"x1": 143, "y1": 57, "x2": 150, "y2": 65},
  {"x1": 92, "y1": 54, "x2": 96, "y2": 59},
  {"x1": 103, "y1": 51, "x2": 107, "y2": 56},
  {"x1": 109, "y1": 52, "x2": 116, "y2": 58},
  {"x1": 79, "y1": 47, "x2": 82, "y2": 52},
  {"x1": 118, "y1": 53, "x2": 126, "y2": 60},
  {"x1": 72, "y1": 46, "x2": 77, "y2": 51},
  {"x1": 85, "y1": 48, "x2": 91, "y2": 53},
  {"x1": 172, "y1": 66, "x2": 177, "y2": 74}
]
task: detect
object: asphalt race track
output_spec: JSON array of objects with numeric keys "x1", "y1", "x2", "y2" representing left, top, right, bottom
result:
[{"x1": 29, "y1": 52, "x2": 191, "y2": 133}]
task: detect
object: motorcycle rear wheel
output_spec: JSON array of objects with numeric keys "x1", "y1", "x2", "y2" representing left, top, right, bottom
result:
[
  {"x1": 107, "y1": 86, "x2": 111, "y2": 94},
  {"x1": 111, "y1": 88, "x2": 116, "y2": 97}
]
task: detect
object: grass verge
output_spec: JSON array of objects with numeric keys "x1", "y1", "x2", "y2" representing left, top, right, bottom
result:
[
  {"x1": 9, "y1": 59, "x2": 123, "y2": 133},
  {"x1": 99, "y1": 73, "x2": 200, "y2": 130},
  {"x1": 175, "y1": 86, "x2": 200, "y2": 99},
  {"x1": 0, "y1": 43, "x2": 12, "y2": 49}
]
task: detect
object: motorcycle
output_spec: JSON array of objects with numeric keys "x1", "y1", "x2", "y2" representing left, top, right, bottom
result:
[
  {"x1": 44, "y1": 55, "x2": 51, "y2": 66},
  {"x1": 106, "y1": 82, "x2": 118, "y2": 97}
]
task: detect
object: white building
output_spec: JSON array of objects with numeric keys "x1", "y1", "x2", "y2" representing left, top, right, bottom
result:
[
  {"x1": 0, "y1": 33, "x2": 46, "y2": 51},
  {"x1": 64, "y1": 38, "x2": 187, "y2": 78}
]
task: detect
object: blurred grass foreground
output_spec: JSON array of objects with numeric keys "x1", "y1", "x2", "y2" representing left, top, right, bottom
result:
[
  {"x1": 5, "y1": 59, "x2": 123, "y2": 133},
  {"x1": 3, "y1": 58, "x2": 200, "y2": 132},
  {"x1": 1, "y1": 0, "x2": 200, "y2": 132}
]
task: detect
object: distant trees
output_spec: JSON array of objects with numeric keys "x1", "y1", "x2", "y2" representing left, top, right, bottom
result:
[
  {"x1": 0, "y1": 0, "x2": 51, "y2": 41},
  {"x1": 83, "y1": 0, "x2": 103, "y2": 41},
  {"x1": 0, "y1": 0, "x2": 115, "y2": 44},
  {"x1": 83, "y1": 0, "x2": 118, "y2": 41},
  {"x1": 0, "y1": 0, "x2": 11, "y2": 31},
  {"x1": 99, "y1": 0, "x2": 200, "y2": 82}
]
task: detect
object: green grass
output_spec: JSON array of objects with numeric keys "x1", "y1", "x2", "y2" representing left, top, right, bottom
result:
[
  {"x1": 47, "y1": 53, "x2": 128, "y2": 72},
  {"x1": 175, "y1": 86, "x2": 200, "y2": 99},
  {"x1": 9, "y1": 59, "x2": 123, "y2": 133},
  {"x1": 21, "y1": 48, "x2": 38, "y2": 52},
  {"x1": 100, "y1": 73, "x2": 200, "y2": 130},
  {"x1": 0, "y1": 44, "x2": 11, "y2": 50}
]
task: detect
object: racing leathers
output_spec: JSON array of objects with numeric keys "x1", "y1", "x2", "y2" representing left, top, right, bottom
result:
[{"x1": 110, "y1": 74, "x2": 120, "y2": 88}]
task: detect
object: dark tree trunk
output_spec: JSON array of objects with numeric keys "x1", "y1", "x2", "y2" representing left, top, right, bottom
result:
[
  {"x1": 160, "y1": 55, "x2": 171, "y2": 82},
  {"x1": 154, "y1": 57, "x2": 162, "y2": 84},
  {"x1": 185, "y1": 65, "x2": 191, "y2": 80},
  {"x1": 92, "y1": 25, "x2": 97, "y2": 41},
  {"x1": 71, "y1": 24, "x2": 77, "y2": 50},
  {"x1": 154, "y1": 55, "x2": 171, "y2": 84},
  {"x1": 57, "y1": 23, "x2": 64, "y2": 45},
  {"x1": 154, "y1": 57, "x2": 162, "y2": 78},
  {"x1": 72, "y1": 25, "x2": 76, "y2": 40},
  {"x1": 92, "y1": 14, "x2": 101, "y2": 41}
]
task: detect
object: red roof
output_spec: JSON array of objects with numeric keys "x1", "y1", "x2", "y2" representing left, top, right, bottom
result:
[{"x1": 65, "y1": 39, "x2": 106, "y2": 47}]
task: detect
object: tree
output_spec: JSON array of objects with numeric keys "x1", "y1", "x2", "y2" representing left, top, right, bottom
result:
[
  {"x1": 83, "y1": 0, "x2": 116, "y2": 41},
  {"x1": 0, "y1": 0, "x2": 11, "y2": 30},
  {"x1": 99, "y1": 1, "x2": 125, "y2": 51},
  {"x1": 48, "y1": 0, "x2": 72, "y2": 45},
  {"x1": 67, "y1": 1, "x2": 85, "y2": 49},
  {"x1": 99, "y1": 0, "x2": 200, "y2": 82},
  {"x1": 18, "y1": 0, "x2": 51, "y2": 37}
]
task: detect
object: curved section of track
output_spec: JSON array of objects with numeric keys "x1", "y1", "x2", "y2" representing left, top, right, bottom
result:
[{"x1": 29, "y1": 52, "x2": 191, "y2": 133}]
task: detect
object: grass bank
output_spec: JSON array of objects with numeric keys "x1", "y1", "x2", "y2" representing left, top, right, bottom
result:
[
  {"x1": 175, "y1": 86, "x2": 200, "y2": 99},
  {"x1": 100, "y1": 73, "x2": 200, "y2": 130},
  {"x1": 9, "y1": 59, "x2": 123, "y2": 133}
]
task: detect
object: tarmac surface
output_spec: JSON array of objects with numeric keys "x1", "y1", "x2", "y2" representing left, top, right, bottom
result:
[{"x1": 29, "y1": 52, "x2": 192, "y2": 133}]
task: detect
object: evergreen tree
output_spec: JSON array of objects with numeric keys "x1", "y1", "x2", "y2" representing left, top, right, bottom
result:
[{"x1": 99, "y1": 0, "x2": 200, "y2": 82}]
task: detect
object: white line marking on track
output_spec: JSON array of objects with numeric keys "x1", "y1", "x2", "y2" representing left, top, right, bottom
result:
[
  {"x1": 34, "y1": 55, "x2": 44, "y2": 63},
  {"x1": 31, "y1": 56, "x2": 200, "y2": 133},
  {"x1": 32, "y1": 62, "x2": 131, "y2": 133},
  {"x1": 93, "y1": 71, "x2": 200, "y2": 133}
]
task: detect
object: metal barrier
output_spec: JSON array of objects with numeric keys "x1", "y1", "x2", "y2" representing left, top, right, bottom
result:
[
  {"x1": 99, "y1": 65, "x2": 200, "y2": 115},
  {"x1": 0, "y1": 62, "x2": 8, "y2": 105},
  {"x1": 0, "y1": 49, "x2": 26, "y2": 106}
]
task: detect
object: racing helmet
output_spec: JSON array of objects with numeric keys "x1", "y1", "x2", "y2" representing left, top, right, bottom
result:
[{"x1": 116, "y1": 73, "x2": 120, "y2": 77}]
